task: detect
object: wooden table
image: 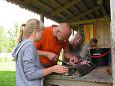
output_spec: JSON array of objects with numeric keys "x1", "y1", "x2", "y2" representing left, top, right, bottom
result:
[{"x1": 45, "y1": 67, "x2": 112, "y2": 86}]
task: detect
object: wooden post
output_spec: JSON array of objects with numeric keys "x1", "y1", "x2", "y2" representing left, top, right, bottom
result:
[
  {"x1": 72, "y1": 29, "x2": 74, "y2": 35},
  {"x1": 40, "y1": 14, "x2": 44, "y2": 23},
  {"x1": 110, "y1": 0, "x2": 115, "y2": 86}
]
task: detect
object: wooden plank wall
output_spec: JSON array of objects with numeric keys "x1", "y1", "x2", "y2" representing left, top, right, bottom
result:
[
  {"x1": 83, "y1": 20, "x2": 111, "y2": 48},
  {"x1": 84, "y1": 24, "x2": 91, "y2": 44},
  {"x1": 84, "y1": 24, "x2": 96, "y2": 44},
  {"x1": 96, "y1": 21, "x2": 111, "y2": 48}
]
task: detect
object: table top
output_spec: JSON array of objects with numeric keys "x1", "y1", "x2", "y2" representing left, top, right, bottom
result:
[{"x1": 46, "y1": 67, "x2": 112, "y2": 84}]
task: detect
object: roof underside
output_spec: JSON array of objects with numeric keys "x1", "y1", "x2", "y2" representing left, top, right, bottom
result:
[{"x1": 6, "y1": 0, "x2": 110, "y2": 23}]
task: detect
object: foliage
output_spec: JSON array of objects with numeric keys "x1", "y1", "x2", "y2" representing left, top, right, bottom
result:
[
  {"x1": 6, "y1": 23, "x2": 20, "y2": 52},
  {"x1": 0, "y1": 23, "x2": 20, "y2": 53},
  {"x1": 0, "y1": 26, "x2": 5, "y2": 53}
]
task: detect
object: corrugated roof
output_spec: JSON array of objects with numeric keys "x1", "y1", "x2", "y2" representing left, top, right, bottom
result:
[{"x1": 6, "y1": 0, "x2": 110, "y2": 23}]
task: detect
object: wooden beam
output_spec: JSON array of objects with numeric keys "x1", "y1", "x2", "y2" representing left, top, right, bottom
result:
[
  {"x1": 69, "y1": 17, "x2": 110, "y2": 25},
  {"x1": 52, "y1": 13, "x2": 67, "y2": 20},
  {"x1": 48, "y1": 0, "x2": 62, "y2": 7},
  {"x1": 21, "y1": 0, "x2": 30, "y2": 4},
  {"x1": 34, "y1": 0, "x2": 67, "y2": 20},
  {"x1": 82, "y1": 0, "x2": 94, "y2": 18},
  {"x1": 110, "y1": 0, "x2": 115, "y2": 86},
  {"x1": 35, "y1": 0, "x2": 54, "y2": 10},
  {"x1": 48, "y1": 0, "x2": 74, "y2": 17},
  {"x1": 73, "y1": 4, "x2": 88, "y2": 19},
  {"x1": 100, "y1": 5, "x2": 108, "y2": 17},
  {"x1": 46, "y1": 0, "x2": 74, "y2": 18},
  {"x1": 68, "y1": 5, "x2": 101, "y2": 22},
  {"x1": 49, "y1": 0, "x2": 81, "y2": 16},
  {"x1": 37, "y1": 0, "x2": 67, "y2": 19},
  {"x1": 95, "y1": 10, "x2": 101, "y2": 17},
  {"x1": 74, "y1": 4, "x2": 81, "y2": 13},
  {"x1": 47, "y1": 0, "x2": 74, "y2": 19},
  {"x1": 40, "y1": 14, "x2": 44, "y2": 23},
  {"x1": 65, "y1": 10, "x2": 74, "y2": 17}
]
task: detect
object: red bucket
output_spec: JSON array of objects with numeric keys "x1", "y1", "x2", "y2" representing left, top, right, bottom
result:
[{"x1": 90, "y1": 48, "x2": 111, "y2": 66}]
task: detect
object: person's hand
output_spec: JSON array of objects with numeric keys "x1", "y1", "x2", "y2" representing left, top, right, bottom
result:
[
  {"x1": 69, "y1": 56, "x2": 79, "y2": 64},
  {"x1": 52, "y1": 65, "x2": 68, "y2": 74},
  {"x1": 80, "y1": 60, "x2": 88, "y2": 64},
  {"x1": 47, "y1": 52, "x2": 58, "y2": 61}
]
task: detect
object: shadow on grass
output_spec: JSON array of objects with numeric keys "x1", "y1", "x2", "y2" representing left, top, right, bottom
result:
[{"x1": 0, "y1": 71, "x2": 16, "y2": 86}]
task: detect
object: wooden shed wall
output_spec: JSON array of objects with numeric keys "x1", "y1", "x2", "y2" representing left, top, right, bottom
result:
[
  {"x1": 96, "y1": 21, "x2": 111, "y2": 48},
  {"x1": 84, "y1": 24, "x2": 95, "y2": 44},
  {"x1": 83, "y1": 20, "x2": 111, "y2": 48}
]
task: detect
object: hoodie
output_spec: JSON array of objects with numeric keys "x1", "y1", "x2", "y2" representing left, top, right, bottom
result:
[{"x1": 12, "y1": 39, "x2": 44, "y2": 86}]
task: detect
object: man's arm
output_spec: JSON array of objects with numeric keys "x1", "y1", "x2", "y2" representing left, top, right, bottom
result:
[
  {"x1": 37, "y1": 50, "x2": 49, "y2": 57},
  {"x1": 62, "y1": 40, "x2": 79, "y2": 63},
  {"x1": 64, "y1": 48, "x2": 79, "y2": 63},
  {"x1": 37, "y1": 50, "x2": 58, "y2": 61}
]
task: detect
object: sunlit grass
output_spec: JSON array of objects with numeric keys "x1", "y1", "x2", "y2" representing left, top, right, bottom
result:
[{"x1": 0, "y1": 61, "x2": 16, "y2": 71}]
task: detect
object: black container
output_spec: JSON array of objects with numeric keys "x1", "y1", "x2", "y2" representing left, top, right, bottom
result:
[{"x1": 90, "y1": 48, "x2": 111, "y2": 66}]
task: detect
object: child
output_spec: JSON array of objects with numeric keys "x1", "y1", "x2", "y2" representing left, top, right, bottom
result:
[
  {"x1": 12, "y1": 19, "x2": 68, "y2": 86},
  {"x1": 80, "y1": 38, "x2": 97, "y2": 61}
]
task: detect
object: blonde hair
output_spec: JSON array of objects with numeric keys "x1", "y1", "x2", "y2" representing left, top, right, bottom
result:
[{"x1": 17, "y1": 19, "x2": 44, "y2": 44}]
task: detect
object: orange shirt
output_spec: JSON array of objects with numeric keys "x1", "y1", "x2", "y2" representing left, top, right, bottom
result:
[{"x1": 34, "y1": 26, "x2": 69, "y2": 66}]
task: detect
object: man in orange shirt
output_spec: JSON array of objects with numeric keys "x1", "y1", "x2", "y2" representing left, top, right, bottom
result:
[{"x1": 35, "y1": 23, "x2": 78, "y2": 67}]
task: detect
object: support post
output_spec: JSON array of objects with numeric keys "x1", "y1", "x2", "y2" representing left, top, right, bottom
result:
[
  {"x1": 110, "y1": 0, "x2": 115, "y2": 86},
  {"x1": 40, "y1": 14, "x2": 44, "y2": 23}
]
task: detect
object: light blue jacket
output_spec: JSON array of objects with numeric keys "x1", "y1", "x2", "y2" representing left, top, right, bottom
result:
[{"x1": 12, "y1": 39, "x2": 44, "y2": 86}]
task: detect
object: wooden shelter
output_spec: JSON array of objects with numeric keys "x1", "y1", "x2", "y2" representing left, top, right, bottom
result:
[
  {"x1": 6, "y1": 0, "x2": 111, "y2": 48},
  {"x1": 5, "y1": 0, "x2": 115, "y2": 86}
]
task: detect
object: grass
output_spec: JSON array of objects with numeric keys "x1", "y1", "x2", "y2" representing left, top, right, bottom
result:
[
  {"x1": 0, "y1": 71, "x2": 16, "y2": 86},
  {"x1": 0, "y1": 61, "x2": 16, "y2": 86}
]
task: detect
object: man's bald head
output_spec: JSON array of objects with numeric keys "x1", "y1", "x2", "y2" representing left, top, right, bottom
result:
[
  {"x1": 56, "y1": 23, "x2": 71, "y2": 41},
  {"x1": 59, "y1": 23, "x2": 71, "y2": 35}
]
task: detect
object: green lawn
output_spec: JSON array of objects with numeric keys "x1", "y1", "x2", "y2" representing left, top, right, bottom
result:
[{"x1": 0, "y1": 61, "x2": 16, "y2": 86}]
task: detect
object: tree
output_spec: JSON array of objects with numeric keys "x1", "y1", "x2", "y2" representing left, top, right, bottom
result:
[
  {"x1": 0, "y1": 26, "x2": 5, "y2": 53},
  {"x1": 0, "y1": 23, "x2": 20, "y2": 53},
  {"x1": 6, "y1": 22, "x2": 20, "y2": 52}
]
